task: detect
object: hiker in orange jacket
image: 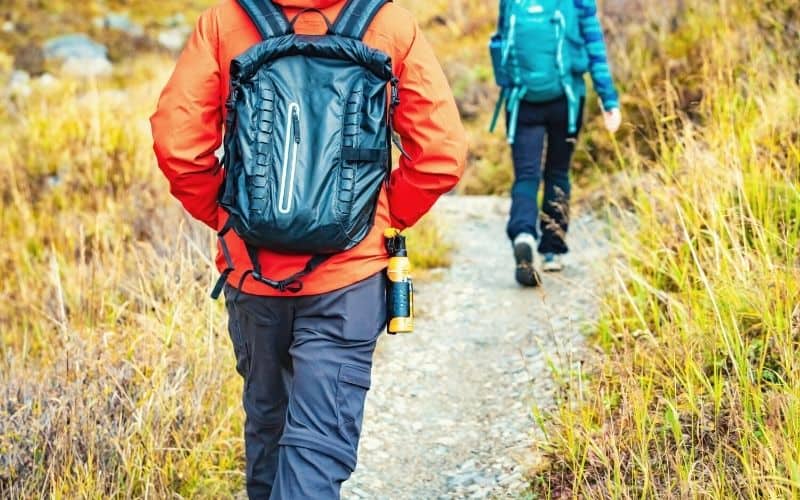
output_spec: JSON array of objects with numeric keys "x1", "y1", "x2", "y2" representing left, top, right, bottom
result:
[{"x1": 151, "y1": 0, "x2": 466, "y2": 498}]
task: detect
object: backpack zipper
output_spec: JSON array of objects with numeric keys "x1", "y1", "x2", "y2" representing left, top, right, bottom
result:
[
  {"x1": 292, "y1": 108, "x2": 301, "y2": 144},
  {"x1": 278, "y1": 102, "x2": 300, "y2": 214}
]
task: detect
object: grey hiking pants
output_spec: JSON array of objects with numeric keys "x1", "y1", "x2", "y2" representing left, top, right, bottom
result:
[{"x1": 223, "y1": 273, "x2": 386, "y2": 499}]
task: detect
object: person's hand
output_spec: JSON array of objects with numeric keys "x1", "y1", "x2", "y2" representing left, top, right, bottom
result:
[{"x1": 603, "y1": 107, "x2": 622, "y2": 133}]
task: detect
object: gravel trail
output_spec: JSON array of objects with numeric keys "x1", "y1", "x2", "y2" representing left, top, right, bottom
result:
[{"x1": 342, "y1": 195, "x2": 609, "y2": 499}]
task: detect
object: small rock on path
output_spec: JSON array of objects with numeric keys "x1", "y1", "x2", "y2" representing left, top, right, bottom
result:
[{"x1": 343, "y1": 195, "x2": 609, "y2": 499}]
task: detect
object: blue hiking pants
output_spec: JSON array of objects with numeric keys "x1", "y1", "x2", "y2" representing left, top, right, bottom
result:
[
  {"x1": 224, "y1": 273, "x2": 386, "y2": 499},
  {"x1": 506, "y1": 96, "x2": 585, "y2": 254}
]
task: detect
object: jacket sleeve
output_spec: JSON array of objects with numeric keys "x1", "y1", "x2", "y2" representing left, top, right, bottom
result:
[
  {"x1": 389, "y1": 21, "x2": 467, "y2": 230},
  {"x1": 150, "y1": 9, "x2": 224, "y2": 230},
  {"x1": 576, "y1": 0, "x2": 620, "y2": 110}
]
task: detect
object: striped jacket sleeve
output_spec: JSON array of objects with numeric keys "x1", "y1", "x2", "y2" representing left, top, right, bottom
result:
[{"x1": 575, "y1": 0, "x2": 620, "y2": 110}]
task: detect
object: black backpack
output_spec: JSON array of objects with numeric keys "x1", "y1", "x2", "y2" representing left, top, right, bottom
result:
[{"x1": 212, "y1": 0, "x2": 400, "y2": 299}]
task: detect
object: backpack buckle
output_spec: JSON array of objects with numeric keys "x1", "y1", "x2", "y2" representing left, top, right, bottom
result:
[
  {"x1": 390, "y1": 77, "x2": 400, "y2": 107},
  {"x1": 226, "y1": 85, "x2": 240, "y2": 111},
  {"x1": 278, "y1": 279, "x2": 304, "y2": 293}
]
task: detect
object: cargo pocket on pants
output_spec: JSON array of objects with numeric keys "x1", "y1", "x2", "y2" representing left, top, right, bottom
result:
[{"x1": 336, "y1": 364, "x2": 371, "y2": 447}]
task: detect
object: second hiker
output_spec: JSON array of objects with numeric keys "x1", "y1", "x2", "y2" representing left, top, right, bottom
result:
[{"x1": 490, "y1": 0, "x2": 622, "y2": 286}]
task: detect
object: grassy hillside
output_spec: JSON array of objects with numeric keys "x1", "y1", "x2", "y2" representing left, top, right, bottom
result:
[
  {"x1": 0, "y1": 2, "x2": 464, "y2": 496},
  {"x1": 531, "y1": 0, "x2": 800, "y2": 497},
  {"x1": 2, "y1": 0, "x2": 797, "y2": 497},
  {"x1": 0, "y1": 69, "x2": 241, "y2": 497}
]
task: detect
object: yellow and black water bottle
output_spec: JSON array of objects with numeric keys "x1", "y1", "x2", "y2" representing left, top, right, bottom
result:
[{"x1": 385, "y1": 228, "x2": 414, "y2": 334}]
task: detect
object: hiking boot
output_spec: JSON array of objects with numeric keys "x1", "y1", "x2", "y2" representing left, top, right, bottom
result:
[
  {"x1": 542, "y1": 253, "x2": 564, "y2": 272},
  {"x1": 513, "y1": 233, "x2": 542, "y2": 287}
]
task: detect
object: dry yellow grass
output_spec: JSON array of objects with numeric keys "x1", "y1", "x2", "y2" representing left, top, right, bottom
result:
[
  {"x1": 5, "y1": 0, "x2": 797, "y2": 497},
  {"x1": 0, "y1": 59, "x2": 250, "y2": 497},
  {"x1": 530, "y1": 0, "x2": 800, "y2": 497},
  {"x1": 0, "y1": 3, "x2": 457, "y2": 495}
]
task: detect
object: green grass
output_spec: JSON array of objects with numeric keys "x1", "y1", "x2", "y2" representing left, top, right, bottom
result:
[{"x1": 531, "y1": 0, "x2": 800, "y2": 497}]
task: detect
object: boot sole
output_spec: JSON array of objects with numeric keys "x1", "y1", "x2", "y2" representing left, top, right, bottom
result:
[
  {"x1": 514, "y1": 242, "x2": 542, "y2": 287},
  {"x1": 542, "y1": 263, "x2": 564, "y2": 273}
]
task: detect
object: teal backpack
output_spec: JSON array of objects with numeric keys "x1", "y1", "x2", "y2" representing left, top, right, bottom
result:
[{"x1": 489, "y1": 0, "x2": 589, "y2": 143}]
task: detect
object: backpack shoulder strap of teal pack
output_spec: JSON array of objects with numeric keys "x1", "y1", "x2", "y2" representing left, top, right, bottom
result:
[
  {"x1": 497, "y1": 0, "x2": 510, "y2": 32},
  {"x1": 488, "y1": 0, "x2": 524, "y2": 144},
  {"x1": 553, "y1": 2, "x2": 580, "y2": 135},
  {"x1": 489, "y1": 86, "x2": 526, "y2": 144}
]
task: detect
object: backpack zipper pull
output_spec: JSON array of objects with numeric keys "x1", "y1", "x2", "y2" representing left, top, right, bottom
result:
[
  {"x1": 292, "y1": 108, "x2": 301, "y2": 144},
  {"x1": 225, "y1": 84, "x2": 240, "y2": 130}
]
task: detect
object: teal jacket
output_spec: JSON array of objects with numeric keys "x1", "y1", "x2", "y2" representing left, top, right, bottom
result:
[
  {"x1": 572, "y1": 0, "x2": 619, "y2": 110},
  {"x1": 490, "y1": 0, "x2": 620, "y2": 140}
]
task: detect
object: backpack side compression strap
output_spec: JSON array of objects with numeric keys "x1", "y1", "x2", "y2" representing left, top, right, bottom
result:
[
  {"x1": 331, "y1": 0, "x2": 391, "y2": 40},
  {"x1": 497, "y1": 0, "x2": 510, "y2": 32},
  {"x1": 210, "y1": 221, "x2": 333, "y2": 299},
  {"x1": 211, "y1": 218, "x2": 236, "y2": 300},
  {"x1": 237, "y1": 0, "x2": 292, "y2": 39}
]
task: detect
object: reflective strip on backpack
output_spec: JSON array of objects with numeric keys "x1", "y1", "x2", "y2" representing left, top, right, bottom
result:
[
  {"x1": 501, "y1": 13, "x2": 516, "y2": 68},
  {"x1": 489, "y1": 87, "x2": 510, "y2": 133},
  {"x1": 554, "y1": 10, "x2": 567, "y2": 78},
  {"x1": 278, "y1": 102, "x2": 300, "y2": 214},
  {"x1": 554, "y1": 9, "x2": 579, "y2": 134}
]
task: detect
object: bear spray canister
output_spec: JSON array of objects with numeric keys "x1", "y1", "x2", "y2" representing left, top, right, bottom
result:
[{"x1": 384, "y1": 228, "x2": 414, "y2": 334}]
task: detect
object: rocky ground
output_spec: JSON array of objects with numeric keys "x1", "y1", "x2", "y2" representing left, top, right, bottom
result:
[
  {"x1": 342, "y1": 195, "x2": 609, "y2": 499},
  {"x1": 2, "y1": 10, "x2": 190, "y2": 96}
]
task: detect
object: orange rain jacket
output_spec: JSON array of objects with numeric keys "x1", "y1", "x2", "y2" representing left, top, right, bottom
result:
[{"x1": 151, "y1": 0, "x2": 467, "y2": 296}]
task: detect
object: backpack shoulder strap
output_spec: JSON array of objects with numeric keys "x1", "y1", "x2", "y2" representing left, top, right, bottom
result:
[
  {"x1": 237, "y1": 0, "x2": 292, "y2": 39},
  {"x1": 497, "y1": 0, "x2": 509, "y2": 32},
  {"x1": 331, "y1": 0, "x2": 391, "y2": 40}
]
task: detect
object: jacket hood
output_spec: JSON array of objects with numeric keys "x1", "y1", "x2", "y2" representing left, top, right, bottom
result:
[{"x1": 273, "y1": 0, "x2": 343, "y2": 8}]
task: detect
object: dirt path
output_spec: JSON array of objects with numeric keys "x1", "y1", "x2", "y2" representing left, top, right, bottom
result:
[{"x1": 342, "y1": 195, "x2": 609, "y2": 499}]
